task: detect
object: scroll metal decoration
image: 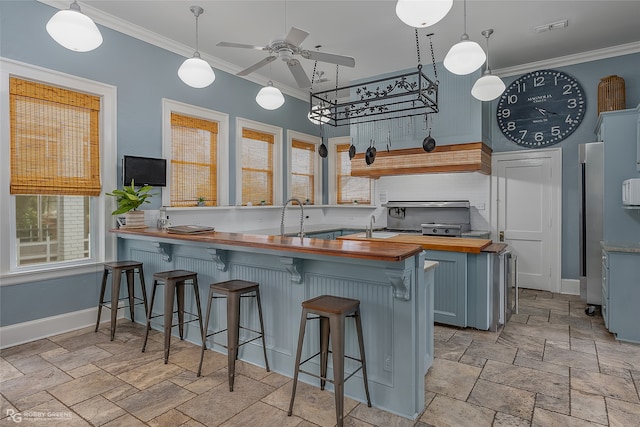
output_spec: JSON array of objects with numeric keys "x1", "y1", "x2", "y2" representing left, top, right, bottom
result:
[{"x1": 309, "y1": 31, "x2": 438, "y2": 127}]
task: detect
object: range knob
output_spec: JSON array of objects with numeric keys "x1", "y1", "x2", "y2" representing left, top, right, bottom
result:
[
  {"x1": 432, "y1": 228, "x2": 438, "y2": 234},
  {"x1": 444, "y1": 229, "x2": 450, "y2": 234}
]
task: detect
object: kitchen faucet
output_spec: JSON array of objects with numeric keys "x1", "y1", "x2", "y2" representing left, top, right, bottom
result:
[
  {"x1": 281, "y1": 198, "x2": 305, "y2": 238},
  {"x1": 366, "y1": 214, "x2": 376, "y2": 238}
]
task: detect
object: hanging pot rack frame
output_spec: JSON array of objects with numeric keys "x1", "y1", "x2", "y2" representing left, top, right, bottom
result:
[{"x1": 309, "y1": 31, "x2": 439, "y2": 127}]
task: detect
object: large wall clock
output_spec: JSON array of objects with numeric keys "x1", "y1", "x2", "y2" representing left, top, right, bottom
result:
[{"x1": 496, "y1": 69, "x2": 586, "y2": 148}]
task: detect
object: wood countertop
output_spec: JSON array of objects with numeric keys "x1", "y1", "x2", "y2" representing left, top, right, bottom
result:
[
  {"x1": 112, "y1": 228, "x2": 423, "y2": 262},
  {"x1": 338, "y1": 233, "x2": 492, "y2": 254}
]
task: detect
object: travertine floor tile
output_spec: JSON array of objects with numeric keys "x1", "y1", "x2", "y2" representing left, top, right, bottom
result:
[
  {"x1": 596, "y1": 341, "x2": 640, "y2": 371},
  {"x1": 71, "y1": 395, "x2": 126, "y2": 426},
  {"x1": 502, "y1": 322, "x2": 569, "y2": 343},
  {"x1": 467, "y1": 378, "x2": 535, "y2": 420},
  {"x1": 420, "y1": 394, "x2": 494, "y2": 427},
  {"x1": 102, "y1": 413, "x2": 148, "y2": 427},
  {"x1": 571, "y1": 389, "x2": 607, "y2": 425},
  {"x1": 480, "y1": 360, "x2": 568, "y2": 399},
  {"x1": 433, "y1": 340, "x2": 467, "y2": 362},
  {"x1": 0, "y1": 338, "x2": 61, "y2": 359},
  {"x1": 535, "y1": 392, "x2": 570, "y2": 415},
  {"x1": 606, "y1": 397, "x2": 640, "y2": 427},
  {"x1": 48, "y1": 370, "x2": 126, "y2": 406},
  {"x1": 348, "y1": 402, "x2": 415, "y2": 427},
  {"x1": 463, "y1": 340, "x2": 517, "y2": 364},
  {"x1": 148, "y1": 408, "x2": 192, "y2": 427},
  {"x1": 493, "y1": 411, "x2": 531, "y2": 427},
  {"x1": 1, "y1": 365, "x2": 72, "y2": 402},
  {"x1": 571, "y1": 368, "x2": 640, "y2": 404},
  {"x1": 513, "y1": 354, "x2": 569, "y2": 377},
  {"x1": 497, "y1": 330, "x2": 545, "y2": 361},
  {"x1": 0, "y1": 357, "x2": 23, "y2": 382},
  {"x1": 424, "y1": 358, "x2": 481, "y2": 401},
  {"x1": 532, "y1": 407, "x2": 603, "y2": 426},
  {"x1": 220, "y1": 400, "x2": 303, "y2": 427},
  {"x1": 542, "y1": 341, "x2": 599, "y2": 372},
  {"x1": 116, "y1": 380, "x2": 195, "y2": 422},
  {"x1": 116, "y1": 359, "x2": 184, "y2": 389}
]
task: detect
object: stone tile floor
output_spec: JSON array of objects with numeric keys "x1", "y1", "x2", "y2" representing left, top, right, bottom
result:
[{"x1": 1, "y1": 288, "x2": 640, "y2": 426}]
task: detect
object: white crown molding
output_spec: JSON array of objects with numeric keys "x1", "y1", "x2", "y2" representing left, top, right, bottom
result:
[
  {"x1": 494, "y1": 41, "x2": 640, "y2": 77},
  {"x1": 37, "y1": 0, "x2": 310, "y2": 100}
]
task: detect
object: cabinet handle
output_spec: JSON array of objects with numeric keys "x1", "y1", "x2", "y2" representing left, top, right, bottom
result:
[{"x1": 499, "y1": 231, "x2": 504, "y2": 242}]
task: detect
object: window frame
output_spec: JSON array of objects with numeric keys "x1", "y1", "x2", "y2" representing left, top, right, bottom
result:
[
  {"x1": 235, "y1": 118, "x2": 283, "y2": 206},
  {"x1": 287, "y1": 130, "x2": 322, "y2": 204},
  {"x1": 0, "y1": 58, "x2": 117, "y2": 285},
  {"x1": 327, "y1": 136, "x2": 375, "y2": 205},
  {"x1": 162, "y1": 99, "x2": 229, "y2": 207}
]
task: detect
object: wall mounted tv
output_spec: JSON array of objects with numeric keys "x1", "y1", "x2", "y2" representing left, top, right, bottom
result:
[{"x1": 123, "y1": 155, "x2": 167, "y2": 187}]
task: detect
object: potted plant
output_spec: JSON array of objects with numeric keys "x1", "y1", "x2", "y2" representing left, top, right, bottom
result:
[
  {"x1": 106, "y1": 179, "x2": 154, "y2": 228},
  {"x1": 197, "y1": 196, "x2": 206, "y2": 207}
]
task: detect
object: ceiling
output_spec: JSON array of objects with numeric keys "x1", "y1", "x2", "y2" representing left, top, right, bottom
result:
[{"x1": 43, "y1": 1, "x2": 640, "y2": 99}]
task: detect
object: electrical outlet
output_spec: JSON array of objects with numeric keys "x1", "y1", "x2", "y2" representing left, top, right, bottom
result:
[
  {"x1": 476, "y1": 202, "x2": 485, "y2": 210},
  {"x1": 384, "y1": 354, "x2": 392, "y2": 371}
]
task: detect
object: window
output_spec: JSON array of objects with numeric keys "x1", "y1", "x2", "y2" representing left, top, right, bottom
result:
[
  {"x1": 328, "y1": 136, "x2": 373, "y2": 205},
  {"x1": 162, "y1": 99, "x2": 229, "y2": 207},
  {"x1": 1, "y1": 59, "x2": 117, "y2": 282},
  {"x1": 288, "y1": 131, "x2": 322, "y2": 204},
  {"x1": 236, "y1": 118, "x2": 282, "y2": 206}
]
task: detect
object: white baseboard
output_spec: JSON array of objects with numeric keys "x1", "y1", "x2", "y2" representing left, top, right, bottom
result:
[
  {"x1": 0, "y1": 307, "x2": 124, "y2": 349},
  {"x1": 561, "y1": 278, "x2": 580, "y2": 295}
]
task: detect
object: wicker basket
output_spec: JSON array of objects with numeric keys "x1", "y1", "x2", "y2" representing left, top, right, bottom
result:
[{"x1": 598, "y1": 75, "x2": 626, "y2": 115}]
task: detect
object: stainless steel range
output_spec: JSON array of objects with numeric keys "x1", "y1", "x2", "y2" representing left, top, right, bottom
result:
[{"x1": 383, "y1": 201, "x2": 471, "y2": 237}]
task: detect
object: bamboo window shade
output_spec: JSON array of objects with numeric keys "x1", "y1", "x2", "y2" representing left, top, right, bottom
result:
[
  {"x1": 291, "y1": 139, "x2": 315, "y2": 204},
  {"x1": 336, "y1": 143, "x2": 371, "y2": 204},
  {"x1": 9, "y1": 77, "x2": 101, "y2": 196},
  {"x1": 171, "y1": 113, "x2": 218, "y2": 206},
  {"x1": 241, "y1": 128, "x2": 274, "y2": 205}
]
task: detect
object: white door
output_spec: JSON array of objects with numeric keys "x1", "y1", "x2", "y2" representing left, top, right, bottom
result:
[{"x1": 492, "y1": 149, "x2": 562, "y2": 292}]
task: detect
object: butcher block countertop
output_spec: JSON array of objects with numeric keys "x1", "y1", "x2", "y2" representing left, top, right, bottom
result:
[
  {"x1": 113, "y1": 228, "x2": 423, "y2": 262},
  {"x1": 338, "y1": 232, "x2": 492, "y2": 254}
]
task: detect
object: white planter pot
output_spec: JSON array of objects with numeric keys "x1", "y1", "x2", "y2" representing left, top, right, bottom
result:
[{"x1": 123, "y1": 210, "x2": 146, "y2": 228}]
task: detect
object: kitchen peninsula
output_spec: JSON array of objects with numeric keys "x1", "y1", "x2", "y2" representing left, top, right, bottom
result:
[{"x1": 113, "y1": 228, "x2": 434, "y2": 420}]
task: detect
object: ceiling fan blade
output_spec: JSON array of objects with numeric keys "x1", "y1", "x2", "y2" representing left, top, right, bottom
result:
[
  {"x1": 237, "y1": 56, "x2": 276, "y2": 76},
  {"x1": 217, "y1": 41, "x2": 266, "y2": 51},
  {"x1": 303, "y1": 50, "x2": 356, "y2": 68},
  {"x1": 287, "y1": 59, "x2": 311, "y2": 88},
  {"x1": 283, "y1": 27, "x2": 309, "y2": 47}
]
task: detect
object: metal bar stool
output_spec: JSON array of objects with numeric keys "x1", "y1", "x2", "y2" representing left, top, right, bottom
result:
[
  {"x1": 95, "y1": 261, "x2": 148, "y2": 341},
  {"x1": 197, "y1": 280, "x2": 269, "y2": 391},
  {"x1": 141, "y1": 270, "x2": 204, "y2": 364},
  {"x1": 288, "y1": 295, "x2": 371, "y2": 427}
]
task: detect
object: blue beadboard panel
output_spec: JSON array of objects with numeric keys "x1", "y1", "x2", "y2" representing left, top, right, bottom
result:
[
  {"x1": 425, "y1": 250, "x2": 467, "y2": 327},
  {"x1": 118, "y1": 235, "x2": 429, "y2": 419}
]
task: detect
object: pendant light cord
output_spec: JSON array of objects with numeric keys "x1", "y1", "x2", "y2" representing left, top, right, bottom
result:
[{"x1": 463, "y1": 0, "x2": 468, "y2": 36}]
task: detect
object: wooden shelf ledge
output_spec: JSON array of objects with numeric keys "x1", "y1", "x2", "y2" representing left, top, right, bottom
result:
[{"x1": 350, "y1": 142, "x2": 492, "y2": 178}]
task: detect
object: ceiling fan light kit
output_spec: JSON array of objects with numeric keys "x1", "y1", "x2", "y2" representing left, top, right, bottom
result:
[
  {"x1": 471, "y1": 29, "x2": 505, "y2": 101},
  {"x1": 256, "y1": 81, "x2": 285, "y2": 110},
  {"x1": 46, "y1": 1, "x2": 103, "y2": 52},
  {"x1": 179, "y1": 6, "x2": 215, "y2": 88},
  {"x1": 395, "y1": 0, "x2": 453, "y2": 28}
]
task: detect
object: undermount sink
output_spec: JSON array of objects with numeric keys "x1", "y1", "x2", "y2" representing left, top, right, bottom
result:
[{"x1": 357, "y1": 232, "x2": 399, "y2": 239}]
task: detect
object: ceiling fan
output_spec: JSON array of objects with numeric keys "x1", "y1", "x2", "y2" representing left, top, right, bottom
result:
[{"x1": 217, "y1": 27, "x2": 355, "y2": 88}]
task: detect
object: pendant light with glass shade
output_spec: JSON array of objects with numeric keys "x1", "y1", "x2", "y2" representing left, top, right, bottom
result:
[
  {"x1": 395, "y1": 0, "x2": 453, "y2": 28},
  {"x1": 46, "y1": 1, "x2": 103, "y2": 52},
  {"x1": 471, "y1": 29, "x2": 505, "y2": 101},
  {"x1": 256, "y1": 80, "x2": 285, "y2": 110},
  {"x1": 443, "y1": 0, "x2": 486, "y2": 75},
  {"x1": 178, "y1": 6, "x2": 215, "y2": 88}
]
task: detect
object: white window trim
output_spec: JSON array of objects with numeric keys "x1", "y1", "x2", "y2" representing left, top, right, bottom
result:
[
  {"x1": 0, "y1": 57, "x2": 117, "y2": 285},
  {"x1": 327, "y1": 136, "x2": 376, "y2": 205},
  {"x1": 235, "y1": 117, "x2": 283, "y2": 206},
  {"x1": 287, "y1": 130, "x2": 322, "y2": 204},
  {"x1": 162, "y1": 99, "x2": 229, "y2": 206}
]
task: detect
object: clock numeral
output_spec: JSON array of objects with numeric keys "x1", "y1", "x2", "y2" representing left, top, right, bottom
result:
[
  {"x1": 515, "y1": 82, "x2": 526, "y2": 93},
  {"x1": 563, "y1": 84, "x2": 573, "y2": 95},
  {"x1": 519, "y1": 130, "x2": 528, "y2": 139},
  {"x1": 565, "y1": 115, "x2": 573, "y2": 124},
  {"x1": 533, "y1": 76, "x2": 545, "y2": 87},
  {"x1": 551, "y1": 126, "x2": 561, "y2": 136},
  {"x1": 499, "y1": 108, "x2": 511, "y2": 118},
  {"x1": 534, "y1": 132, "x2": 544, "y2": 142},
  {"x1": 567, "y1": 99, "x2": 577, "y2": 108},
  {"x1": 507, "y1": 121, "x2": 516, "y2": 131},
  {"x1": 508, "y1": 94, "x2": 518, "y2": 104}
]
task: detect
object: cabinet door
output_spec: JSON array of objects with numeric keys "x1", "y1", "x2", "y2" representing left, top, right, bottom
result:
[
  {"x1": 425, "y1": 250, "x2": 467, "y2": 327},
  {"x1": 601, "y1": 250, "x2": 609, "y2": 329},
  {"x1": 607, "y1": 251, "x2": 640, "y2": 343}
]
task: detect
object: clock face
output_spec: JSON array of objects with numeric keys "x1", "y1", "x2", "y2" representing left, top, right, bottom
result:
[{"x1": 496, "y1": 69, "x2": 586, "y2": 148}]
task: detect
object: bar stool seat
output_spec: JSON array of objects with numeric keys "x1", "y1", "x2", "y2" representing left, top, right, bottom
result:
[
  {"x1": 96, "y1": 260, "x2": 148, "y2": 341},
  {"x1": 288, "y1": 295, "x2": 371, "y2": 427},
  {"x1": 141, "y1": 270, "x2": 204, "y2": 364},
  {"x1": 197, "y1": 280, "x2": 269, "y2": 391}
]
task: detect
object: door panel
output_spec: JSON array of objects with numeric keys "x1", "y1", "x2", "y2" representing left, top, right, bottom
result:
[{"x1": 494, "y1": 150, "x2": 561, "y2": 292}]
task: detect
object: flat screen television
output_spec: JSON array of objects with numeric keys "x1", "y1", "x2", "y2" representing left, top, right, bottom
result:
[{"x1": 123, "y1": 155, "x2": 167, "y2": 187}]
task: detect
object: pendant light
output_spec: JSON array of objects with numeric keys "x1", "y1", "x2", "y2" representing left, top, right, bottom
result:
[
  {"x1": 395, "y1": 0, "x2": 453, "y2": 28},
  {"x1": 443, "y1": 0, "x2": 486, "y2": 75},
  {"x1": 256, "y1": 81, "x2": 285, "y2": 110},
  {"x1": 471, "y1": 29, "x2": 506, "y2": 101},
  {"x1": 46, "y1": 1, "x2": 103, "y2": 52},
  {"x1": 178, "y1": 6, "x2": 215, "y2": 88}
]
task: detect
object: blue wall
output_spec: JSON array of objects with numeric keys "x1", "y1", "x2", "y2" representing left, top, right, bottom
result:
[{"x1": 488, "y1": 55, "x2": 640, "y2": 279}]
